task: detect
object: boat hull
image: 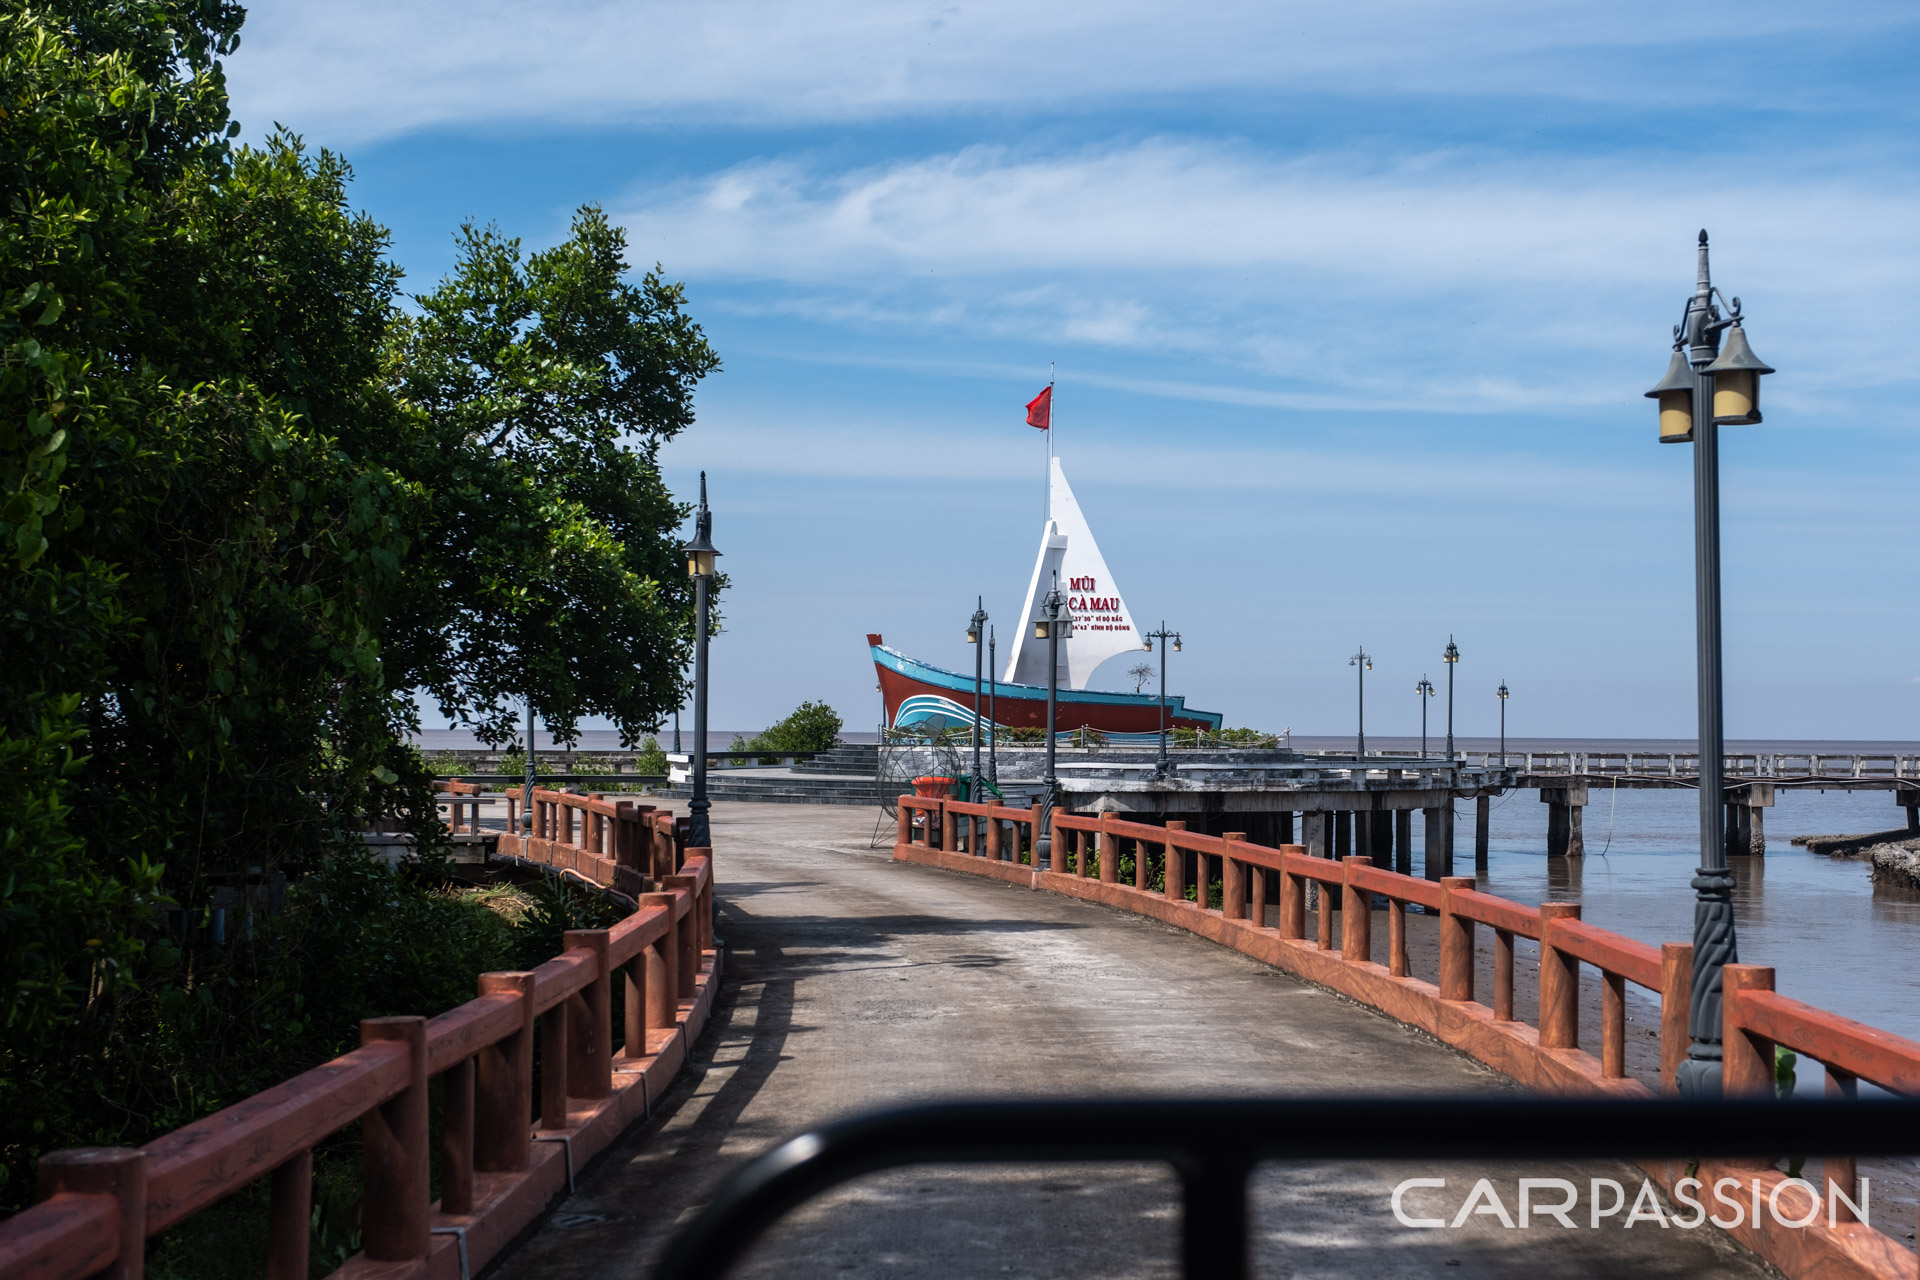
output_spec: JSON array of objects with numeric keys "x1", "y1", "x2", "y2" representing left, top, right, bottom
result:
[{"x1": 868, "y1": 635, "x2": 1223, "y2": 736}]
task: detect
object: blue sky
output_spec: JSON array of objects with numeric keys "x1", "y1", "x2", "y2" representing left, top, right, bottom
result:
[{"x1": 228, "y1": 1, "x2": 1920, "y2": 741}]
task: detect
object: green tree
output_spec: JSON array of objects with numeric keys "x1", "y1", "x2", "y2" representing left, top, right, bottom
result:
[
  {"x1": 0, "y1": 0, "x2": 718, "y2": 1209},
  {"x1": 752, "y1": 701, "x2": 845, "y2": 753},
  {"x1": 391, "y1": 211, "x2": 720, "y2": 749}
]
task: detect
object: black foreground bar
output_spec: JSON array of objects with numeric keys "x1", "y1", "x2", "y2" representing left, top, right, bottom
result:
[{"x1": 650, "y1": 1096, "x2": 1920, "y2": 1280}]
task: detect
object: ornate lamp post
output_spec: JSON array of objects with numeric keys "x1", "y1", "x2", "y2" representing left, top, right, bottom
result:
[
  {"x1": 682, "y1": 473, "x2": 720, "y2": 848},
  {"x1": 1350, "y1": 646, "x2": 1372, "y2": 756},
  {"x1": 1646, "y1": 230, "x2": 1773, "y2": 1098},
  {"x1": 1416, "y1": 676, "x2": 1435, "y2": 757},
  {"x1": 1443, "y1": 636, "x2": 1460, "y2": 759},
  {"x1": 1034, "y1": 577, "x2": 1071, "y2": 865},
  {"x1": 987, "y1": 627, "x2": 999, "y2": 784},
  {"x1": 966, "y1": 598, "x2": 987, "y2": 798},
  {"x1": 1144, "y1": 623, "x2": 1183, "y2": 772},
  {"x1": 1496, "y1": 682, "x2": 1510, "y2": 766}
]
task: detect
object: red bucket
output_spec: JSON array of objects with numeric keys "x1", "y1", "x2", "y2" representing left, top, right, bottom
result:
[{"x1": 913, "y1": 776, "x2": 955, "y2": 799}]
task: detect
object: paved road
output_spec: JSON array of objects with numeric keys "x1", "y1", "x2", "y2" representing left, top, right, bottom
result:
[{"x1": 494, "y1": 803, "x2": 1768, "y2": 1279}]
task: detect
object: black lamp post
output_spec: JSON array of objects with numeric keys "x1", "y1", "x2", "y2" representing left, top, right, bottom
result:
[
  {"x1": 1144, "y1": 624, "x2": 1182, "y2": 772},
  {"x1": 523, "y1": 698, "x2": 536, "y2": 835},
  {"x1": 966, "y1": 599, "x2": 987, "y2": 798},
  {"x1": 1443, "y1": 636, "x2": 1460, "y2": 760},
  {"x1": 1646, "y1": 230, "x2": 1773, "y2": 1099},
  {"x1": 1496, "y1": 682, "x2": 1510, "y2": 767},
  {"x1": 682, "y1": 473, "x2": 720, "y2": 848},
  {"x1": 987, "y1": 627, "x2": 998, "y2": 784},
  {"x1": 1416, "y1": 676, "x2": 1435, "y2": 757},
  {"x1": 1035, "y1": 577, "x2": 1071, "y2": 865},
  {"x1": 1350, "y1": 646, "x2": 1372, "y2": 756}
]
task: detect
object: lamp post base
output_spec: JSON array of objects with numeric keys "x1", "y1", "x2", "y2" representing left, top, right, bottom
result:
[
  {"x1": 1675, "y1": 1051, "x2": 1724, "y2": 1100},
  {"x1": 688, "y1": 796, "x2": 712, "y2": 849}
]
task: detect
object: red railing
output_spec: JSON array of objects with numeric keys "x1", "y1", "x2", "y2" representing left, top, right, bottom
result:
[
  {"x1": 895, "y1": 796, "x2": 1919, "y2": 1280},
  {"x1": 1, "y1": 809, "x2": 717, "y2": 1280}
]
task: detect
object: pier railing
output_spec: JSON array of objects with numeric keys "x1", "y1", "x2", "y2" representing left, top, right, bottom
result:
[
  {"x1": 895, "y1": 793, "x2": 1917, "y2": 1280},
  {"x1": 0, "y1": 809, "x2": 717, "y2": 1280},
  {"x1": 1463, "y1": 750, "x2": 1920, "y2": 781}
]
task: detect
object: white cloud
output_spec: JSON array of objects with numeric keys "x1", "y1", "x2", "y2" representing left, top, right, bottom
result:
[
  {"x1": 230, "y1": 1, "x2": 1917, "y2": 144},
  {"x1": 615, "y1": 140, "x2": 1920, "y2": 414}
]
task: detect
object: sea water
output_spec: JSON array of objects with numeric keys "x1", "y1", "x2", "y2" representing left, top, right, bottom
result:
[{"x1": 1443, "y1": 781, "x2": 1920, "y2": 1050}]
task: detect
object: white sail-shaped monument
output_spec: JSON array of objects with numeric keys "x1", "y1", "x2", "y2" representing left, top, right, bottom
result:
[{"x1": 1004, "y1": 458, "x2": 1143, "y2": 689}]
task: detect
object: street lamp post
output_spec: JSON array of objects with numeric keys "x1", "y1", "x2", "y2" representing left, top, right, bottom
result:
[
  {"x1": 1144, "y1": 623, "x2": 1182, "y2": 772},
  {"x1": 1416, "y1": 676, "x2": 1435, "y2": 757},
  {"x1": 1350, "y1": 647, "x2": 1372, "y2": 756},
  {"x1": 1443, "y1": 637, "x2": 1460, "y2": 759},
  {"x1": 966, "y1": 599, "x2": 987, "y2": 798},
  {"x1": 1496, "y1": 682, "x2": 1510, "y2": 767},
  {"x1": 682, "y1": 472, "x2": 721, "y2": 848},
  {"x1": 1645, "y1": 230, "x2": 1774, "y2": 1099},
  {"x1": 1035, "y1": 577, "x2": 1071, "y2": 866},
  {"x1": 987, "y1": 627, "x2": 998, "y2": 783}
]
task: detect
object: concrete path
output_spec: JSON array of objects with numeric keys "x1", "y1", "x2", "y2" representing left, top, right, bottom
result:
[{"x1": 494, "y1": 803, "x2": 1769, "y2": 1279}]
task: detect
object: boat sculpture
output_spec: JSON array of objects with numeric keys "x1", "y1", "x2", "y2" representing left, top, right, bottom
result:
[{"x1": 871, "y1": 459, "x2": 1223, "y2": 738}]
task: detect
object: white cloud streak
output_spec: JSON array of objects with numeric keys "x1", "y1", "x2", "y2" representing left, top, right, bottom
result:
[
  {"x1": 231, "y1": 0, "x2": 1917, "y2": 143},
  {"x1": 615, "y1": 141, "x2": 1920, "y2": 414}
]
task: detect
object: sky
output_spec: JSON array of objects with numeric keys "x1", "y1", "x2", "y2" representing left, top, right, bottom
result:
[{"x1": 225, "y1": 1, "x2": 1920, "y2": 741}]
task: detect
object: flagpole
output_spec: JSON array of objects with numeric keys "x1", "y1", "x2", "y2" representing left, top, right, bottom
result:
[{"x1": 1046, "y1": 362, "x2": 1055, "y2": 525}]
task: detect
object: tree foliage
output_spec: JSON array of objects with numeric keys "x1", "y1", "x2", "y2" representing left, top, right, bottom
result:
[
  {"x1": 391, "y1": 212, "x2": 717, "y2": 745},
  {"x1": 0, "y1": 0, "x2": 716, "y2": 1206},
  {"x1": 750, "y1": 701, "x2": 846, "y2": 754}
]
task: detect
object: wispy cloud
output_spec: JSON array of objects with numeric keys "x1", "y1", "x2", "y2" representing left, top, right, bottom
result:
[
  {"x1": 617, "y1": 140, "x2": 1920, "y2": 415},
  {"x1": 232, "y1": 1, "x2": 1920, "y2": 144}
]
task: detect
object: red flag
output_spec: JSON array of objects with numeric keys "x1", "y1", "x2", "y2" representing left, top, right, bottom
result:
[{"x1": 1025, "y1": 385, "x2": 1052, "y2": 429}]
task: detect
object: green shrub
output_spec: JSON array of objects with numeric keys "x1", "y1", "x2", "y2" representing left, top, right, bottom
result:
[
  {"x1": 750, "y1": 700, "x2": 843, "y2": 753},
  {"x1": 636, "y1": 736, "x2": 667, "y2": 775}
]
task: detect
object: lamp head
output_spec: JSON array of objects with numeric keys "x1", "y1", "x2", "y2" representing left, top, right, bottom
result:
[
  {"x1": 1646, "y1": 346, "x2": 1696, "y2": 443},
  {"x1": 1143, "y1": 636, "x2": 1152, "y2": 652},
  {"x1": 1704, "y1": 321, "x2": 1774, "y2": 425},
  {"x1": 682, "y1": 471, "x2": 720, "y2": 578},
  {"x1": 1497, "y1": 682, "x2": 1510, "y2": 700},
  {"x1": 1172, "y1": 636, "x2": 1182, "y2": 652},
  {"x1": 1444, "y1": 637, "x2": 1459, "y2": 664}
]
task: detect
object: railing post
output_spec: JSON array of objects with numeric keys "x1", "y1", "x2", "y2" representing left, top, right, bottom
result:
[
  {"x1": 539, "y1": 989, "x2": 570, "y2": 1132},
  {"x1": 683, "y1": 850, "x2": 714, "y2": 950},
  {"x1": 1825, "y1": 1068, "x2": 1859, "y2": 1223},
  {"x1": 1538, "y1": 903, "x2": 1581, "y2": 1048},
  {"x1": 1100, "y1": 815, "x2": 1120, "y2": 883},
  {"x1": 1388, "y1": 896, "x2": 1408, "y2": 976},
  {"x1": 1341, "y1": 857, "x2": 1372, "y2": 962},
  {"x1": 360, "y1": 1016, "x2": 429, "y2": 1261},
  {"x1": 1493, "y1": 929, "x2": 1514, "y2": 1021},
  {"x1": 564, "y1": 930, "x2": 614, "y2": 1100},
  {"x1": 1221, "y1": 834, "x2": 1245, "y2": 915},
  {"x1": 897, "y1": 801, "x2": 911, "y2": 848},
  {"x1": 986, "y1": 802, "x2": 1003, "y2": 861},
  {"x1": 1164, "y1": 821, "x2": 1187, "y2": 902},
  {"x1": 940, "y1": 800, "x2": 956, "y2": 851},
  {"x1": 1279, "y1": 851, "x2": 1305, "y2": 940},
  {"x1": 37, "y1": 1148, "x2": 146, "y2": 1280},
  {"x1": 666, "y1": 876, "x2": 701, "y2": 999},
  {"x1": 1028, "y1": 801, "x2": 1043, "y2": 865},
  {"x1": 1438, "y1": 877, "x2": 1475, "y2": 1001},
  {"x1": 641, "y1": 891, "x2": 680, "y2": 1035},
  {"x1": 1316, "y1": 867, "x2": 1335, "y2": 951},
  {"x1": 1660, "y1": 942, "x2": 1693, "y2": 1095},
  {"x1": 1720, "y1": 963, "x2": 1777, "y2": 1096},
  {"x1": 1601, "y1": 968, "x2": 1627, "y2": 1078},
  {"x1": 440, "y1": 1056, "x2": 474, "y2": 1215},
  {"x1": 474, "y1": 973, "x2": 534, "y2": 1172},
  {"x1": 267, "y1": 1149, "x2": 313, "y2": 1279}
]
